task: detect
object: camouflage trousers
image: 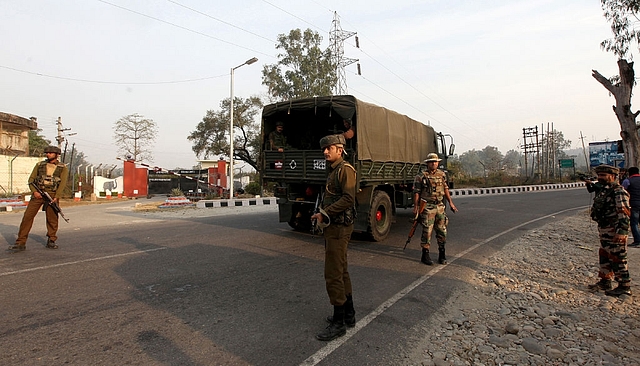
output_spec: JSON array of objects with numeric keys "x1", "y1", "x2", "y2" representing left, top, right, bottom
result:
[
  {"x1": 420, "y1": 203, "x2": 448, "y2": 251},
  {"x1": 597, "y1": 226, "x2": 631, "y2": 285}
]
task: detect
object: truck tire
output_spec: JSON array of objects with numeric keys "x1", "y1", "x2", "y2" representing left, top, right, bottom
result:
[{"x1": 368, "y1": 191, "x2": 392, "y2": 241}]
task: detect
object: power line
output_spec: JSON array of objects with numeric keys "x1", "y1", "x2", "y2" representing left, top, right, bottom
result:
[
  {"x1": 96, "y1": 0, "x2": 273, "y2": 58},
  {"x1": 261, "y1": 0, "x2": 328, "y2": 34},
  {"x1": 166, "y1": 0, "x2": 276, "y2": 43},
  {"x1": 0, "y1": 65, "x2": 228, "y2": 85}
]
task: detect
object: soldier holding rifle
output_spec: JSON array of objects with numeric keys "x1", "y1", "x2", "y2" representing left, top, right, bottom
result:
[
  {"x1": 413, "y1": 153, "x2": 457, "y2": 265},
  {"x1": 8, "y1": 145, "x2": 68, "y2": 252}
]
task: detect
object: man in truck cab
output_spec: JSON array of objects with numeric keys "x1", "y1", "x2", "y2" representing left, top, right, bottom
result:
[
  {"x1": 268, "y1": 121, "x2": 287, "y2": 152},
  {"x1": 413, "y1": 153, "x2": 458, "y2": 265},
  {"x1": 310, "y1": 134, "x2": 357, "y2": 341}
]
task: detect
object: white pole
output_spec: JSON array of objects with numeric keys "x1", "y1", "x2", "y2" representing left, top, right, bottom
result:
[
  {"x1": 230, "y1": 66, "x2": 235, "y2": 195},
  {"x1": 229, "y1": 57, "x2": 258, "y2": 197}
]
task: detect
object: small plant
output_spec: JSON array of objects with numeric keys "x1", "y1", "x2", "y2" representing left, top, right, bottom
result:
[
  {"x1": 170, "y1": 188, "x2": 184, "y2": 197},
  {"x1": 244, "y1": 182, "x2": 261, "y2": 195}
]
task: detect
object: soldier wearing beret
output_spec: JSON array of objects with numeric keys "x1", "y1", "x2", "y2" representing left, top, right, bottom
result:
[
  {"x1": 310, "y1": 134, "x2": 357, "y2": 341},
  {"x1": 8, "y1": 145, "x2": 68, "y2": 252},
  {"x1": 587, "y1": 164, "x2": 632, "y2": 296}
]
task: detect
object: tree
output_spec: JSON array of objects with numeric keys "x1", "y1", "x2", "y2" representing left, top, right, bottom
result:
[
  {"x1": 458, "y1": 149, "x2": 484, "y2": 178},
  {"x1": 593, "y1": 0, "x2": 640, "y2": 167},
  {"x1": 262, "y1": 28, "x2": 337, "y2": 101},
  {"x1": 188, "y1": 96, "x2": 263, "y2": 172},
  {"x1": 502, "y1": 149, "x2": 523, "y2": 170},
  {"x1": 28, "y1": 129, "x2": 51, "y2": 156},
  {"x1": 113, "y1": 113, "x2": 158, "y2": 162},
  {"x1": 479, "y1": 146, "x2": 504, "y2": 172}
]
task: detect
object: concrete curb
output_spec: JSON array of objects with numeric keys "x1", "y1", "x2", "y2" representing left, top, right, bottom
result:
[
  {"x1": 450, "y1": 182, "x2": 584, "y2": 197},
  {"x1": 196, "y1": 197, "x2": 278, "y2": 208}
]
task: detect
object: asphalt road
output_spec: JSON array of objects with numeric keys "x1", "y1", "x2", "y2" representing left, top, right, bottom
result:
[{"x1": 0, "y1": 188, "x2": 591, "y2": 365}]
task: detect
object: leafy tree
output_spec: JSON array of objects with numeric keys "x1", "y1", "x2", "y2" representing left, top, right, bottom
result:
[
  {"x1": 458, "y1": 149, "x2": 484, "y2": 178},
  {"x1": 188, "y1": 96, "x2": 263, "y2": 171},
  {"x1": 262, "y1": 28, "x2": 337, "y2": 101},
  {"x1": 113, "y1": 113, "x2": 158, "y2": 162},
  {"x1": 502, "y1": 149, "x2": 523, "y2": 171},
  {"x1": 593, "y1": 0, "x2": 640, "y2": 167},
  {"x1": 28, "y1": 129, "x2": 51, "y2": 156},
  {"x1": 479, "y1": 146, "x2": 504, "y2": 172}
]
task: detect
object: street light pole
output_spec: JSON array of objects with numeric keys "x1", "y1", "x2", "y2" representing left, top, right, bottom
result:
[{"x1": 229, "y1": 56, "x2": 258, "y2": 196}]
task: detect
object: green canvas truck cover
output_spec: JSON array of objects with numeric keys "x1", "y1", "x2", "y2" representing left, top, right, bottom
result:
[{"x1": 261, "y1": 95, "x2": 437, "y2": 164}]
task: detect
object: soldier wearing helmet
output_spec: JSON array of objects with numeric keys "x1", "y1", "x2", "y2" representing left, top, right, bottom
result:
[
  {"x1": 310, "y1": 134, "x2": 357, "y2": 341},
  {"x1": 412, "y1": 153, "x2": 458, "y2": 265},
  {"x1": 9, "y1": 145, "x2": 68, "y2": 252}
]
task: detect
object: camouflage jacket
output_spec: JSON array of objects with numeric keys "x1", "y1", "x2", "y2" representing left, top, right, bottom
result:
[{"x1": 590, "y1": 182, "x2": 631, "y2": 233}]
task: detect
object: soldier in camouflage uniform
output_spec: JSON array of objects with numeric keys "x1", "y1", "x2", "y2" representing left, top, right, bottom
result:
[
  {"x1": 587, "y1": 164, "x2": 632, "y2": 297},
  {"x1": 310, "y1": 134, "x2": 357, "y2": 341},
  {"x1": 268, "y1": 121, "x2": 287, "y2": 152},
  {"x1": 8, "y1": 145, "x2": 68, "y2": 252},
  {"x1": 413, "y1": 153, "x2": 458, "y2": 265}
]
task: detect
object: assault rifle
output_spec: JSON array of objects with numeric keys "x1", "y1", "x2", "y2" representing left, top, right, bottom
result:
[
  {"x1": 29, "y1": 182, "x2": 69, "y2": 223},
  {"x1": 576, "y1": 172, "x2": 596, "y2": 182},
  {"x1": 404, "y1": 199, "x2": 427, "y2": 250},
  {"x1": 311, "y1": 192, "x2": 323, "y2": 234}
]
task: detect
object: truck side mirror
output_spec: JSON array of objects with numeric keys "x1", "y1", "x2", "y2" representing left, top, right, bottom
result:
[{"x1": 448, "y1": 144, "x2": 455, "y2": 156}]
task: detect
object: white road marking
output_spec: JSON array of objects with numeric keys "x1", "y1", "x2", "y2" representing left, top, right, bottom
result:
[
  {"x1": 300, "y1": 206, "x2": 588, "y2": 366},
  {"x1": 0, "y1": 247, "x2": 167, "y2": 277}
]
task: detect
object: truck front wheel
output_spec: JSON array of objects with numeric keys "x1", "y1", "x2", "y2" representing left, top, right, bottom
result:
[{"x1": 368, "y1": 191, "x2": 392, "y2": 241}]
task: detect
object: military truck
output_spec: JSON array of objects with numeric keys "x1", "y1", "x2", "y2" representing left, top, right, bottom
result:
[{"x1": 260, "y1": 95, "x2": 453, "y2": 241}]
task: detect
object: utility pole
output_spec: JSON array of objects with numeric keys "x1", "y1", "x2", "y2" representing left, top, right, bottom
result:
[
  {"x1": 330, "y1": 11, "x2": 360, "y2": 95},
  {"x1": 522, "y1": 126, "x2": 540, "y2": 180},
  {"x1": 580, "y1": 131, "x2": 589, "y2": 171},
  {"x1": 56, "y1": 116, "x2": 73, "y2": 149}
]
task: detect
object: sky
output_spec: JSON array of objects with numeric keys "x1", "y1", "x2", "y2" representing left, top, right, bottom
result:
[{"x1": 0, "y1": 0, "x2": 627, "y2": 170}]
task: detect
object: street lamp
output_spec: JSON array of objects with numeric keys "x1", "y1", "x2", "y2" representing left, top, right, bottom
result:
[{"x1": 229, "y1": 57, "x2": 258, "y2": 195}]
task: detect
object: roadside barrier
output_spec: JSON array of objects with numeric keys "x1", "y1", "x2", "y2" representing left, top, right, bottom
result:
[
  {"x1": 0, "y1": 197, "x2": 27, "y2": 212},
  {"x1": 158, "y1": 196, "x2": 195, "y2": 208},
  {"x1": 196, "y1": 197, "x2": 277, "y2": 208},
  {"x1": 450, "y1": 182, "x2": 585, "y2": 197}
]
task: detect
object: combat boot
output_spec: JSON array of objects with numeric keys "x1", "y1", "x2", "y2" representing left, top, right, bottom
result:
[
  {"x1": 317, "y1": 305, "x2": 346, "y2": 341},
  {"x1": 46, "y1": 239, "x2": 58, "y2": 249},
  {"x1": 421, "y1": 248, "x2": 433, "y2": 265},
  {"x1": 605, "y1": 285, "x2": 632, "y2": 297},
  {"x1": 438, "y1": 249, "x2": 447, "y2": 264},
  {"x1": 588, "y1": 279, "x2": 613, "y2": 291},
  {"x1": 326, "y1": 295, "x2": 356, "y2": 327},
  {"x1": 7, "y1": 244, "x2": 26, "y2": 253}
]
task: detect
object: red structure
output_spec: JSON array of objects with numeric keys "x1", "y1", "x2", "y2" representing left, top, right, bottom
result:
[{"x1": 123, "y1": 159, "x2": 148, "y2": 197}]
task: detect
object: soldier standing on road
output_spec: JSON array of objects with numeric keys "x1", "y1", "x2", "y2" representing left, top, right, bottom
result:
[
  {"x1": 587, "y1": 164, "x2": 633, "y2": 297},
  {"x1": 310, "y1": 134, "x2": 357, "y2": 341},
  {"x1": 413, "y1": 153, "x2": 458, "y2": 265},
  {"x1": 8, "y1": 145, "x2": 68, "y2": 252}
]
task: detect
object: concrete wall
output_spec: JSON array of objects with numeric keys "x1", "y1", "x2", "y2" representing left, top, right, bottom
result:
[{"x1": 0, "y1": 154, "x2": 42, "y2": 195}]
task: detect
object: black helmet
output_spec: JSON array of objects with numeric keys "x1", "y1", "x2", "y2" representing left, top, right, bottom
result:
[{"x1": 44, "y1": 145, "x2": 61, "y2": 154}]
